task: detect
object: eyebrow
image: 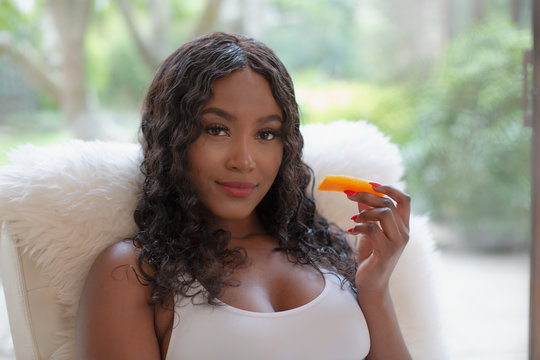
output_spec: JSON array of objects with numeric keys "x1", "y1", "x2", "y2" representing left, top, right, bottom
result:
[{"x1": 201, "y1": 107, "x2": 283, "y2": 124}]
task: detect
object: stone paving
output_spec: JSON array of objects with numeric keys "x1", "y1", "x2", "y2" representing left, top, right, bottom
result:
[{"x1": 0, "y1": 251, "x2": 531, "y2": 359}]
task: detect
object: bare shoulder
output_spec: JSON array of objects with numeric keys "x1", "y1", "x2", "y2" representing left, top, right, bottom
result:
[
  {"x1": 94, "y1": 239, "x2": 139, "y2": 266},
  {"x1": 91, "y1": 240, "x2": 144, "y2": 278},
  {"x1": 76, "y1": 240, "x2": 161, "y2": 360},
  {"x1": 83, "y1": 240, "x2": 151, "y2": 297}
]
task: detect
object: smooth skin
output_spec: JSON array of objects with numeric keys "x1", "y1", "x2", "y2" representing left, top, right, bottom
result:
[
  {"x1": 75, "y1": 69, "x2": 411, "y2": 359},
  {"x1": 348, "y1": 186, "x2": 412, "y2": 360}
]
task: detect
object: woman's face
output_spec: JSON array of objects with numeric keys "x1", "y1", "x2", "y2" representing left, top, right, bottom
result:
[{"x1": 188, "y1": 68, "x2": 284, "y2": 222}]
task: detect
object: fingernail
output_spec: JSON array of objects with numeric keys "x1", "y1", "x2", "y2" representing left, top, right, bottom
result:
[
  {"x1": 350, "y1": 215, "x2": 358, "y2": 221},
  {"x1": 347, "y1": 227, "x2": 355, "y2": 233},
  {"x1": 369, "y1": 182, "x2": 381, "y2": 188},
  {"x1": 344, "y1": 190, "x2": 356, "y2": 196}
]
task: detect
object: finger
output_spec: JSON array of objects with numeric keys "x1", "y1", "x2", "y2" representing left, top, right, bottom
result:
[
  {"x1": 346, "y1": 186, "x2": 410, "y2": 228},
  {"x1": 369, "y1": 185, "x2": 411, "y2": 227},
  {"x1": 347, "y1": 191, "x2": 396, "y2": 212},
  {"x1": 347, "y1": 192, "x2": 405, "y2": 234},
  {"x1": 353, "y1": 208, "x2": 402, "y2": 243},
  {"x1": 351, "y1": 206, "x2": 409, "y2": 240},
  {"x1": 348, "y1": 222, "x2": 391, "y2": 254},
  {"x1": 356, "y1": 202, "x2": 371, "y2": 213}
]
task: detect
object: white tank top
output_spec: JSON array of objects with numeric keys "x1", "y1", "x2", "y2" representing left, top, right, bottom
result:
[{"x1": 165, "y1": 272, "x2": 370, "y2": 360}]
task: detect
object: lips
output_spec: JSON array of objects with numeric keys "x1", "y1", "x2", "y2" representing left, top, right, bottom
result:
[{"x1": 217, "y1": 181, "x2": 257, "y2": 198}]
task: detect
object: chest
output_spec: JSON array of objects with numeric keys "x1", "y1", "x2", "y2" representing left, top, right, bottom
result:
[
  {"x1": 156, "y1": 246, "x2": 331, "y2": 356},
  {"x1": 165, "y1": 272, "x2": 370, "y2": 360},
  {"x1": 217, "y1": 249, "x2": 325, "y2": 312}
]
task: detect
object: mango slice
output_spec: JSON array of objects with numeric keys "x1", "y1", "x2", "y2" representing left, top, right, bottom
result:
[{"x1": 317, "y1": 175, "x2": 384, "y2": 196}]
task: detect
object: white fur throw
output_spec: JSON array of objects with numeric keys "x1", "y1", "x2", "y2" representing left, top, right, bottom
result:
[{"x1": 0, "y1": 120, "x2": 446, "y2": 359}]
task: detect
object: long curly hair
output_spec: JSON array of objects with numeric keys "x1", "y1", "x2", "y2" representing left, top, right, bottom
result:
[{"x1": 134, "y1": 32, "x2": 357, "y2": 306}]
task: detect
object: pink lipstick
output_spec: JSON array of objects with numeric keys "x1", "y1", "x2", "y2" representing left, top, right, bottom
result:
[{"x1": 218, "y1": 181, "x2": 256, "y2": 198}]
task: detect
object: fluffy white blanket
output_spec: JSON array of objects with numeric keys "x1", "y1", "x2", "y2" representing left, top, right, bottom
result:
[{"x1": 0, "y1": 120, "x2": 446, "y2": 359}]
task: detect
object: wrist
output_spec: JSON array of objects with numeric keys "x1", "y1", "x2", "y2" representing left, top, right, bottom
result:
[{"x1": 357, "y1": 287, "x2": 392, "y2": 309}]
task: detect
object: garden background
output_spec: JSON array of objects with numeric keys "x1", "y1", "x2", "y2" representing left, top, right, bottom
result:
[{"x1": 0, "y1": 0, "x2": 534, "y2": 358}]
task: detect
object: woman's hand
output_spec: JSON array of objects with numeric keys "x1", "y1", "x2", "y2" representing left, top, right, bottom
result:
[
  {"x1": 346, "y1": 184, "x2": 412, "y2": 359},
  {"x1": 345, "y1": 183, "x2": 411, "y2": 300}
]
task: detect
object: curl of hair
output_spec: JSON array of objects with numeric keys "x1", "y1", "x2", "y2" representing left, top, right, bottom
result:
[{"x1": 133, "y1": 32, "x2": 357, "y2": 306}]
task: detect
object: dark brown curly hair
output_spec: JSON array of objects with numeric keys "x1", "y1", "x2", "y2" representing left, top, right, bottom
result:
[{"x1": 133, "y1": 32, "x2": 357, "y2": 306}]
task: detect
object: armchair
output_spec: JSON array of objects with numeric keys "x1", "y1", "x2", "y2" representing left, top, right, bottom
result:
[{"x1": 0, "y1": 120, "x2": 447, "y2": 359}]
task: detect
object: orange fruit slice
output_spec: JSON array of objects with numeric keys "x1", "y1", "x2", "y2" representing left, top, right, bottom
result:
[{"x1": 317, "y1": 175, "x2": 384, "y2": 196}]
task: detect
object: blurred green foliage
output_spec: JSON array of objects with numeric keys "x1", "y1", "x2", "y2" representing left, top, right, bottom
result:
[
  {"x1": 0, "y1": 0, "x2": 45, "y2": 44},
  {"x1": 86, "y1": 1, "x2": 208, "y2": 109},
  {"x1": 0, "y1": 1, "x2": 534, "y2": 251},
  {"x1": 0, "y1": 124, "x2": 71, "y2": 165},
  {"x1": 86, "y1": 11, "x2": 153, "y2": 109},
  {"x1": 0, "y1": 2, "x2": 21, "y2": 30},
  {"x1": 267, "y1": 0, "x2": 362, "y2": 78},
  {"x1": 403, "y1": 16, "x2": 532, "y2": 250},
  {"x1": 294, "y1": 70, "x2": 414, "y2": 144}
]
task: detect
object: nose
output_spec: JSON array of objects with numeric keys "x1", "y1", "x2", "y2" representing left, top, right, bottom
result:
[{"x1": 226, "y1": 138, "x2": 256, "y2": 172}]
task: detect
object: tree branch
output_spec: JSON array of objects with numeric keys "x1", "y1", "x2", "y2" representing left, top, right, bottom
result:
[
  {"x1": 193, "y1": 0, "x2": 224, "y2": 37},
  {"x1": 115, "y1": 0, "x2": 163, "y2": 69},
  {"x1": 48, "y1": 0, "x2": 92, "y2": 119},
  {"x1": 0, "y1": 32, "x2": 61, "y2": 104},
  {"x1": 150, "y1": 0, "x2": 169, "y2": 58}
]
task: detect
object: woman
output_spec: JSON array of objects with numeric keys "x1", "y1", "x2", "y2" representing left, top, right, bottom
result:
[{"x1": 76, "y1": 32, "x2": 411, "y2": 360}]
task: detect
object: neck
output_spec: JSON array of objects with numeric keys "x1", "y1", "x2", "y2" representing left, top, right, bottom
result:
[{"x1": 211, "y1": 212, "x2": 267, "y2": 239}]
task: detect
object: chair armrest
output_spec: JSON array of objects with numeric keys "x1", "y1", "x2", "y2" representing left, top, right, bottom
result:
[{"x1": 1, "y1": 222, "x2": 62, "y2": 359}]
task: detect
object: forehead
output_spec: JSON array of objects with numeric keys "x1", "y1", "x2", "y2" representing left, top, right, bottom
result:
[{"x1": 205, "y1": 69, "x2": 283, "y2": 118}]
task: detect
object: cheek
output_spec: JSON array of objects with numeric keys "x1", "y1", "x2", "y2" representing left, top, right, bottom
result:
[
  {"x1": 275, "y1": 150, "x2": 284, "y2": 173},
  {"x1": 266, "y1": 146, "x2": 284, "y2": 178}
]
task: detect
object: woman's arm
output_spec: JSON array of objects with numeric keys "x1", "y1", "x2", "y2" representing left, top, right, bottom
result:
[
  {"x1": 76, "y1": 240, "x2": 162, "y2": 360},
  {"x1": 346, "y1": 184, "x2": 412, "y2": 360},
  {"x1": 358, "y1": 289, "x2": 410, "y2": 360}
]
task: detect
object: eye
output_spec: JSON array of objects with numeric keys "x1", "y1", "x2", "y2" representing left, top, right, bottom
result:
[
  {"x1": 257, "y1": 129, "x2": 281, "y2": 141},
  {"x1": 205, "y1": 124, "x2": 229, "y2": 137}
]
